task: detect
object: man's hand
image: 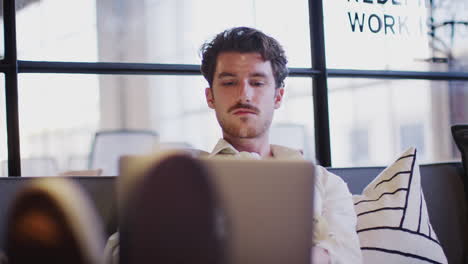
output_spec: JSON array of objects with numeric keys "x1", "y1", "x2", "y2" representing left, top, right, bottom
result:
[{"x1": 311, "y1": 246, "x2": 331, "y2": 264}]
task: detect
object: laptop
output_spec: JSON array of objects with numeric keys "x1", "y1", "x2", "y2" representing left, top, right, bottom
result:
[
  {"x1": 199, "y1": 158, "x2": 315, "y2": 264},
  {"x1": 119, "y1": 153, "x2": 315, "y2": 264}
]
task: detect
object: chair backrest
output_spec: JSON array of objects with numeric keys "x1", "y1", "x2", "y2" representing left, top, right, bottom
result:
[
  {"x1": 1, "y1": 157, "x2": 59, "y2": 177},
  {"x1": 89, "y1": 130, "x2": 158, "y2": 176}
]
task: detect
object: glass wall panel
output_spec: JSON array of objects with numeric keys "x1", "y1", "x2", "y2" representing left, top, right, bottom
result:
[
  {"x1": 16, "y1": 0, "x2": 98, "y2": 62},
  {"x1": 18, "y1": 74, "x2": 100, "y2": 175},
  {"x1": 324, "y1": 0, "x2": 468, "y2": 72},
  {"x1": 273, "y1": 77, "x2": 315, "y2": 160},
  {"x1": 17, "y1": 74, "x2": 314, "y2": 176},
  {"x1": 328, "y1": 78, "x2": 468, "y2": 167},
  {"x1": 0, "y1": 0, "x2": 4, "y2": 59},
  {"x1": 429, "y1": 0, "x2": 468, "y2": 72},
  {"x1": 0, "y1": 74, "x2": 7, "y2": 176},
  {"x1": 16, "y1": 0, "x2": 311, "y2": 67}
]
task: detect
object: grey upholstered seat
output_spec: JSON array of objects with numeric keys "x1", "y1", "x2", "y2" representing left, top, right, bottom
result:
[{"x1": 329, "y1": 162, "x2": 468, "y2": 264}]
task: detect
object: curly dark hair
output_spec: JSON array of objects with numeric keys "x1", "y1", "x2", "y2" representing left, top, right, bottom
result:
[{"x1": 200, "y1": 27, "x2": 288, "y2": 89}]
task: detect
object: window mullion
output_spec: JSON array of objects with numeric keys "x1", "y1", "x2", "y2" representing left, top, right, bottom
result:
[
  {"x1": 309, "y1": 0, "x2": 332, "y2": 167},
  {"x1": 4, "y1": 0, "x2": 21, "y2": 176}
]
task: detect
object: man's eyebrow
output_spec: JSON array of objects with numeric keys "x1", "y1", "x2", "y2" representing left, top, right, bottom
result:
[
  {"x1": 216, "y1": 72, "x2": 268, "y2": 78},
  {"x1": 250, "y1": 72, "x2": 267, "y2": 78},
  {"x1": 217, "y1": 72, "x2": 236, "y2": 78}
]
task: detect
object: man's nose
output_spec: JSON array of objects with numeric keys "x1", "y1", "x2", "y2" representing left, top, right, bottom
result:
[{"x1": 238, "y1": 81, "x2": 253, "y2": 102}]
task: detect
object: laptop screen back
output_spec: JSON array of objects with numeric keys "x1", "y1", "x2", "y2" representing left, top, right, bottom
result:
[{"x1": 199, "y1": 158, "x2": 315, "y2": 264}]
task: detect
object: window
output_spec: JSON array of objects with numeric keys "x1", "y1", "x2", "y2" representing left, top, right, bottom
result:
[
  {"x1": 323, "y1": 0, "x2": 468, "y2": 72},
  {"x1": 0, "y1": 0, "x2": 4, "y2": 59},
  {"x1": 17, "y1": 74, "x2": 99, "y2": 174},
  {"x1": 400, "y1": 123, "x2": 426, "y2": 160},
  {"x1": 0, "y1": 75, "x2": 6, "y2": 176},
  {"x1": 3, "y1": 0, "x2": 468, "y2": 175},
  {"x1": 329, "y1": 78, "x2": 468, "y2": 166},
  {"x1": 271, "y1": 78, "x2": 315, "y2": 160},
  {"x1": 14, "y1": 74, "x2": 315, "y2": 175},
  {"x1": 16, "y1": 0, "x2": 311, "y2": 67},
  {"x1": 349, "y1": 128, "x2": 369, "y2": 166}
]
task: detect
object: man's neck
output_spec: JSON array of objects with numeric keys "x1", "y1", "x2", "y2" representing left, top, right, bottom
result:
[{"x1": 222, "y1": 133, "x2": 272, "y2": 158}]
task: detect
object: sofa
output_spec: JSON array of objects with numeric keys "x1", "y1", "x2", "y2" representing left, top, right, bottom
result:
[
  {"x1": 330, "y1": 162, "x2": 468, "y2": 263},
  {"x1": 0, "y1": 161, "x2": 466, "y2": 263}
]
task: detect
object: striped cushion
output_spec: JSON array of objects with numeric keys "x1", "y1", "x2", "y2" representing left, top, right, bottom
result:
[{"x1": 353, "y1": 148, "x2": 448, "y2": 264}]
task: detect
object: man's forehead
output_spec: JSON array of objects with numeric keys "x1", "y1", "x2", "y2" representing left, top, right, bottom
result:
[
  {"x1": 214, "y1": 52, "x2": 272, "y2": 77},
  {"x1": 217, "y1": 71, "x2": 268, "y2": 78},
  {"x1": 217, "y1": 51, "x2": 266, "y2": 62}
]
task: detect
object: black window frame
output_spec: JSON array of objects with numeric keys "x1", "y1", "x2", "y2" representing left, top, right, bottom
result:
[{"x1": 3, "y1": 0, "x2": 468, "y2": 176}]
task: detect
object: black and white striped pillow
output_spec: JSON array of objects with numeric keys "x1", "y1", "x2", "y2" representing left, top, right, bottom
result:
[{"x1": 353, "y1": 148, "x2": 448, "y2": 264}]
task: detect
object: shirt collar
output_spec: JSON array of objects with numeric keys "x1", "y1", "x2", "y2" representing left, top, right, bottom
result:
[
  {"x1": 209, "y1": 138, "x2": 304, "y2": 160},
  {"x1": 209, "y1": 138, "x2": 240, "y2": 157}
]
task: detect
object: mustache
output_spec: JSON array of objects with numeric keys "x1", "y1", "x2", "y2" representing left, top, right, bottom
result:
[{"x1": 228, "y1": 103, "x2": 260, "y2": 114}]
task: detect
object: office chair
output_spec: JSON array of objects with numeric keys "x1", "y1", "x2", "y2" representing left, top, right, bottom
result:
[{"x1": 88, "y1": 130, "x2": 158, "y2": 176}]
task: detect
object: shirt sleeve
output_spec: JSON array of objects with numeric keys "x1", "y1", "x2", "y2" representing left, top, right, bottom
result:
[
  {"x1": 104, "y1": 232, "x2": 120, "y2": 264},
  {"x1": 313, "y1": 166, "x2": 363, "y2": 264}
]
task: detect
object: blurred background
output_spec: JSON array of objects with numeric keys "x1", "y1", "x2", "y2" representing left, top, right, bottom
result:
[{"x1": 0, "y1": 0, "x2": 467, "y2": 175}]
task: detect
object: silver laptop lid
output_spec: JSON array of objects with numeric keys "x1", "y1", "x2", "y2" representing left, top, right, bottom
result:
[{"x1": 199, "y1": 158, "x2": 314, "y2": 264}]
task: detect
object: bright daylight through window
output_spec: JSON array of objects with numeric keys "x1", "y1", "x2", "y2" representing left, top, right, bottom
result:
[{"x1": 0, "y1": 0, "x2": 467, "y2": 176}]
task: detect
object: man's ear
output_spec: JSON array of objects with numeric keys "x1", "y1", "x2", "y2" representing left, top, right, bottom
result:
[
  {"x1": 205, "y1": 87, "x2": 215, "y2": 109},
  {"x1": 274, "y1": 87, "x2": 285, "y2": 109}
]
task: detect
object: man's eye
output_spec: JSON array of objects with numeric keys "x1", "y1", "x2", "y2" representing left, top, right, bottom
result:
[
  {"x1": 222, "y1": 81, "x2": 235, "y2": 86},
  {"x1": 252, "y1": 81, "x2": 265, "y2": 87}
]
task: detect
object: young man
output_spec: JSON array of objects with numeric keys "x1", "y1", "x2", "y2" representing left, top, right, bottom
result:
[
  {"x1": 200, "y1": 27, "x2": 363, "y2": 264},
  {"x1": 105, "y1": 27, "x2": 362, "y2": 264}
]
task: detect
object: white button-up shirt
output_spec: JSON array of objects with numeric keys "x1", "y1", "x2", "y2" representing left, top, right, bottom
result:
[{"x1": 210, "y1": 139, "x2": 363, "y2": 264}]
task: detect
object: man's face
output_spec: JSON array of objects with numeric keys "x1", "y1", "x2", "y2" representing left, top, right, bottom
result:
[{"x1": 205, "y1": 52, "x2": 284, "y2": 139}]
